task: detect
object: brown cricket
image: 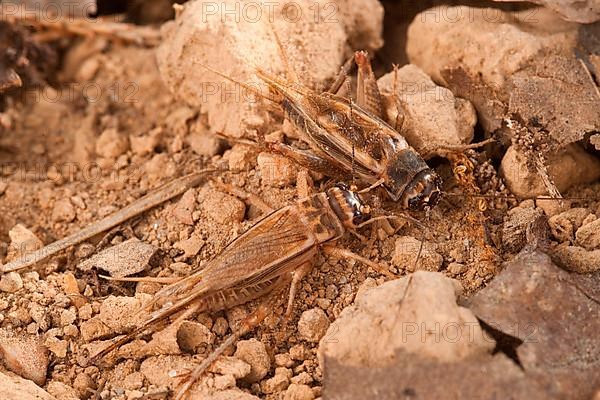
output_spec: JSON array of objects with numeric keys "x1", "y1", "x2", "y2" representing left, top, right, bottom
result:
[
  {"x1": 88, "y1": 183, "x2": 393, "y2": 399},
  {"x1": 202, "y1": 35, "x2": 444, "y2": 211}
]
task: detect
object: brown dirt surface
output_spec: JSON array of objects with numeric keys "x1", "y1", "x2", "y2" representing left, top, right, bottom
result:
[{"x1": 0, "y1": 1, "x2": 599, "y2": 400}]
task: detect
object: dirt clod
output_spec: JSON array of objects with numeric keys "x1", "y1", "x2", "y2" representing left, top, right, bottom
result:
[
  {"x1": 298, "y1": 308, "x2": 330, "y2": 343},
  {"x1": 392, "y1": 236, "x2": 443, "y2": 272},
  {"x1": 0, "y1": 330, "x2": 49, "y2": 386},
  {"x1": 234, "y1": 338, "x2": 271, "y2": 383},
  {"x1": 0, "y1": 272, "x2": 23, "y2": 293},
  {"x1": 198, "y1": 187, "x2": 246, "y2": 225},
  {"x1": 78, "y1": 238, "x2": 159, "y2": 278},
  {"x1": 284, "y1": 383, "x2": 315, "y2": 400}
]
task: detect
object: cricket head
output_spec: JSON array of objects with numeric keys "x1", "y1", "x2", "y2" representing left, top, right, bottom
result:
[
  {"x1": 401, "y1": 169, "x2": 443, "y2": 211},
  {"x1": 327, "y1": 183, "x2": 371, "y2": 229}
]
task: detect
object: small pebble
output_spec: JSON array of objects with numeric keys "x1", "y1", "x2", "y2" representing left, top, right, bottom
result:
[
  {"x1": 209, "y1": 356, "x2": 251, "y2": 379},
  {"x1": 52, "y1": 198, "x2": 77, "y2": 223},
  {"x1": 0, "y1": 272, "x2": 23, "y2": 293},
  {"x1": 0, "y1": 330, "x2": 48, "y2": 385},
  {"x1": 284, "y1": 383, "x2": 315, "y2": 400},
  {"x1": 198, "y1": 187, "x2": 246, "y2": 225},
  {"x1": 261, "y1": 369, "x2": 290, "y2": 394},
  {"x1": 234, "y1": 338, "x2": 271, "y2": 383},
  {"x1": 176, "y1": 320, "x2": 214, "y2": 353},
  {"x1": 95, "y1": 128, "x2": 129, "y2": 159},
  {"x1": 298, "y1": 308, "x2": 330, "y2": 343}
]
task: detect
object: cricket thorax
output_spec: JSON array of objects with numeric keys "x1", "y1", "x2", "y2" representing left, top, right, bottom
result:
[
  {"x1": 298, "y1": 193, "x2": 346, "y2": 243},
  {"x1": 298, "y1": 185, "x2": 371, "y2": 243}
]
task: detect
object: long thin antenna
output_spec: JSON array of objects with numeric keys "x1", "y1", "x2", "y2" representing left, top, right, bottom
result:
[
  {"x1": 194, "y1": 60, "x2": 278, "y2": 104},
  {"x1": 443, "y1": 192, "x2": 595, "y2": 202}
]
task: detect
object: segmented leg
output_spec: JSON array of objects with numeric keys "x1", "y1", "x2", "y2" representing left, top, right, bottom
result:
[
  {"x1": 322, "y1": 245, "x2": 395, "y2": 279},
  {"x1": 354, "y1": 51, "x2": 384, "y2": 118},
  {"x1": 391, "y1": 65, "x2": 406, "y2": 132},
  {"x1": 100, "y1": 275, "x2": 180, "y2": 284},
  {"x1": 285, "y1": 262, "x2": 313, "y2": 317},
  {"x1": 327, "y1": 54, "x2": 356, "y2": 95},
  {"x1": 268, "y1": 142, "x2": 347, "y2": 179},
  {"x1": 296, "y1": 169, "x2": 312, "y2": 200},
  {"x1": 173, "y1": 277, "x2": 290, "y2": 400}
]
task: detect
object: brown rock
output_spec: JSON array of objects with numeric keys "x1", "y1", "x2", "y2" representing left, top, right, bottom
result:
[
  {"x1": 500, "y1": 144, "x2": 600, "y2": 198},
  {"x1": 130, "y1": 127, "x2": 162, "y2": 156},
  {"x1": 575, "y1": 217, "x2": 600, "y2": 250},
  {"x1": 0, "y1": 371, "x2": 56, "y2": 400},
  {"x1": 284, "y1": 383, "x2": 315, "y2": 400},
  {"x1": 174, "y1": 234, "x2": 204, "y2": 258},
  {"x1": 494, "y1": 0, "x2": 600, "y2": 23},
  {"x1": 298, "y1": 308, "x2": 330, "y2": 343},
  {"x1": 468, "y1": 251, "x2": 600, "y2": 398},
  {"x1": 261, "y1": 368, "x2": 290, "y2": 394},
  {"x1": 198, "y1": 187, "x2": 246, "y2": 225},
  {"x1": 257, "y1": 152, "x2": 297, "y2": 188},
  {"x1": 548, "y1": 207, "x2": 591, "y2": 242},
  {"x1": 225, "y1": 145, "x2": 256, "y2": 172},
  {"x1": 392, "y1": 236, "x2": 443, "y2": 272},
  {"x1": 186, "y1": 129, "x2": 225, "y2": 157},
  {"x1": 378, "y1": 64, "x2": 476, "y2": 157},
  {"x1": 319, "y1": 272, "x2": 493, "y2": 368},
  {"x1": 501, "y1": 205, "x2": 547, "y2": 253},
  {"x1": 324, "y1": 351, "x2": 552, "y2": 400},
  {"x1": 0, "y1": 272, "x2": 23, "y2": 293},
  {"x1": 96, "y1": 128, "x2": 129, "y2": 159},
  {"x1": 46, "y1": 381, "x2": 79, "y2": 400},
  {"x1": 6, "y1": 224, "x2": 43, "y2": 262},
  {"x1": 234, "y1": 338, "x2": 270, "y2": 383},
  {"x1": 172, "y1": 189, "x2": 196, "y2": 225},
  {"x1": 209, "y1": 356, "x2": 251, "y2": 379},
  {"x1": 550, "y1": 244, "x2": 600, "y2": 273},
  {"x1": 77, "y1": 239, "x2": 158, "y2": 278},
  {"x1": 0, "y1": 330, "x2": 49, "y2": 386},
  {"x1": 156, "y1": 0, "x2": 377, "y2": 138},
  {"x1": 176, "y1": 321, "x2": 215, "y2": 353},
  {"x1": 98, "y1": 294, "x2": 151, "y2": 333},
  {"x1": 140, "y1": 355, "x2": 198, "y2": 389},
  {"x1": 44, "y1": 337, "x2": 68, "y2": 358},
  {"x1": 52, "y1": 198, "x2": 76, "y2": 223},
  {"x1": 63, "y1": 272, "x2": 86, "y2": 309}
]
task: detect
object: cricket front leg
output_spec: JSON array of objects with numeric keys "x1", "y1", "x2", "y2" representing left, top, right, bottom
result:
[{"x1": 322, "y1": 245, "x2": 396, "y2": 279}]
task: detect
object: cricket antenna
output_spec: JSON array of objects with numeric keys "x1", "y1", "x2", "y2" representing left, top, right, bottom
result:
[
  {"x1": 194, "y1": 60, "x2": 278, "y2": 104},
  {"x1": 345, "y1": 76, "x2": 357, "y2": 189},
  {"x1": 443, "y1": 192, "x2": 595, "y2": 202},
  {"x1": 266, "y1": 18, "x2": 300, "y2": 85}
]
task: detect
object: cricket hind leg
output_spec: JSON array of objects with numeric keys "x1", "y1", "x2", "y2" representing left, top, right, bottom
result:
[
  {"x1": 327, "y1": 54, "x2": 356, "y2": 95},
  {"x1": 354, "y1": 51, "x2": 385, "y2": 118},
  {"x1": 269, "y1": 142, "x2": 347, "y2": 181},
  {"x1": 322, "y1": 245, "x2": 396, "y2": 279},
  {"x1": 285, "y1": 262, "x2": 313, "y2": 318},
  {"x1": 173, "y1": 277, "x2": 290, "y2": 400}
]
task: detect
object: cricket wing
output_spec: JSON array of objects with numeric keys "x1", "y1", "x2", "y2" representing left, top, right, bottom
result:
[{"x1": 147, "y1": 206, "x2": 317, "y2": 309}]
